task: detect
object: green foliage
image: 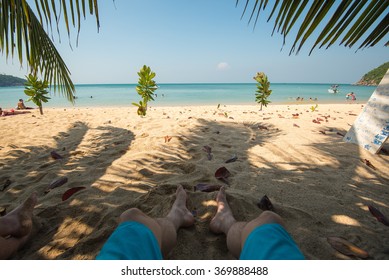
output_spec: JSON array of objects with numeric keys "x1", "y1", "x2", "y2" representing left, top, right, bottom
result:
[
  {"x1": 24, "y1": 74, "x2": 50, "y2": 115},
  {"x1": 310, "y1": 104, "x2": 318, "y2": 112},
  {"x1": 253, "y1": 72, "x2": 272, "y2": 110},
  {"x1": 133, "y1": 65, "x2": 158, "y2": 116},
  {"x1": 359, "y1": 62, "x2": 389, "y2": 85}
]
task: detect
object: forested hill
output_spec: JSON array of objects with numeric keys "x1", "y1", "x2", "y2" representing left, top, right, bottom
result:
[
  {"x1": 0, "y1": 74, "x2": 26, "y2": 86},
  {"x1": 355, "y1": 62, "x2": 389, "y2": 86}
]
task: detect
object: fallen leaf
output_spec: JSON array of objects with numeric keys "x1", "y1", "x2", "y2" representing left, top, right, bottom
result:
[
  {"x1": 45, "y1": 177, "x2": 68, "y2": 194},
  {"x1": 293, "y1": 123, "x2": 300, "y2": 128},
  {"x1": 194, "y1": 184, "x2": 222, "y2": 192},
  {"x1": 319, "y1": 130, "x2": 326, "y2": 135},
  {"x1": 203, "y1": 145, "x2": 213, "y2": 160},
  {"x1": 50, "y1": 151, "x2": 63, "y2": 160},
  {"x1": 164, "y1": 136, "x2": 172, "y2": 143},
  {"x1": 360, "y1": 159, "x2": 376, "y2": 170},
  {"x1": 225, "y1": 154, "x2": 238, "y2": 163},
  {"x1": 203, "y1": 145, "x2": 212, "y2": 154},
  {"x1": 62, "y1": 187, "x2": 86, "y2": 201},
  {"x1": 257, "y1": 195, "x2": 274, "y2": 211},
  {"x1": 368, "y1": 205, "x2": 389, "y2": 226},
  {"x1": 336, "y1": 132, "x2": 344, "y2": 137},
  {"x1": 327, "y1": 236, "x2": 369, "y2": 259},
  {"x1": 215, "y1": 166, "x2": 231, "y2": 184}
]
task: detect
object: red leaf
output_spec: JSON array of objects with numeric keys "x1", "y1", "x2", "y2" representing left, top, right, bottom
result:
[
  {"x1": 215, "y1": 166, "x2": 231, "y2": 179},
  {"x1": 62, "y1": 187, "x2": 86, "y2": 201},
  {"x1": 215, "y1": 166, "x2": 231, "y2": 184}
]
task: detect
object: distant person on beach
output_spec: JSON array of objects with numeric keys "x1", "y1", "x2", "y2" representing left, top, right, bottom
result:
[
  {"x1": 17, "y1": 99, "x2": 33, "y2": 110},
  {"x1": 96, "y1": 186, "x2": 304, "y2": 260},
  {"x1": 1, "y1": 107, "x2": 31, "y2": 117},
  {"x1": 0, "y1": 193, "x2": 37, "y2": 259},
  {"x1": 346, "y1": 92, "x2": 356, "y2": 101},
  {"x1": 0, "y1": 107, "x2": 15, "y2": 116}
]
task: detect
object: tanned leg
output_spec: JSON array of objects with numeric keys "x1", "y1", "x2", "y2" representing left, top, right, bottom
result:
[
  {"x1": 119, "y1": 185, "x2": 194, "y2": 258},
  {"x1": 210, "y1": 187, "x2": 284, "y2": 259}
]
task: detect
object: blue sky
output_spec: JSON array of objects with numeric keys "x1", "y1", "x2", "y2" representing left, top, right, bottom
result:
[{"x1": 1, "y1": 0, "x2": 388, "y2": 84}]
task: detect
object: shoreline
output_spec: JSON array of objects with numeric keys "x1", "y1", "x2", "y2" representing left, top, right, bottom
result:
[{"x1": 30, "y1": 100, "x2": 366, "y2": 110}]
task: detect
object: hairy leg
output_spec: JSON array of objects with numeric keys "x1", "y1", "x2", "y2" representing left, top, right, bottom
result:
[
  {"x1": 210, "y1": 187, "x2": 284, "y2": 258},
  {"x1": 120, "y1": 185, "x2": 194, "y2": 258}
]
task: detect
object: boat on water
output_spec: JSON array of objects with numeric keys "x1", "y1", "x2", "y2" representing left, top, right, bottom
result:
[{"x1": 328, "y1": 84, "x2": 339, "y2": 93}]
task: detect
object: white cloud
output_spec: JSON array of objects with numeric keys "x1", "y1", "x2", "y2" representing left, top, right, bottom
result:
[{"x1": 217, "y1": 62, "x2": 230, "y2": 70}]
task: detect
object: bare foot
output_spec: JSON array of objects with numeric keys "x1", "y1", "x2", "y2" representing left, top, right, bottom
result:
[
  {"x1": 210, "y1": 187, "x2": 236, "y2": 234},
  {"x1": 1, "y1": 193, "x2": 37, "y2": 238},
  {"x1": 166, "y1": 185, "x2": 195, "y2": 230}
]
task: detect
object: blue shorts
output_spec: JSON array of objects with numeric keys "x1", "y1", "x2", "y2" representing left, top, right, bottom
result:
[
  {"x1": 240, "y1": 223, "x2": 304, "y2": 260},
  {"x1": 96, "y1": 221, "x2": 304, "y2": 260},
  {"x1": 96, "y1": 221, "x2": 162, "y2": 260}
]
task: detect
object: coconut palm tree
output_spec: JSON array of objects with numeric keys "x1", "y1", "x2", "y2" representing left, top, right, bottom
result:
[
  {"x1": 0, "y1": 0, "x2": 99, "y2": 102},
  {"x1": 1, "y1": 1, "x2": 387, "y2": 102}
]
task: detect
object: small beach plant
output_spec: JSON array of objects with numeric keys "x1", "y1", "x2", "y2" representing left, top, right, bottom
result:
[
  {"x1": 254, "y1": 72, "x2": 272, "y2": 111},
  {"x1": 24, "y1": 74, "x2": 50, "y2": 115},
  {"x1": 132, "y1": 65, "x2": 158, "y2": 116},
  {"x1": 310, "y1": 104, "x2": 318, "y2": 112}
]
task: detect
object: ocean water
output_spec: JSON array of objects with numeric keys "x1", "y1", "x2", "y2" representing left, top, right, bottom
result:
[{"x1": 0, "y1": 83, "x2": 376, "y2": 109}]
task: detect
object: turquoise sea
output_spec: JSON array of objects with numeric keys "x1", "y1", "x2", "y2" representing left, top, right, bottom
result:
[{"x1": 0, "y1": 83, "x2": 376, "y2": 109}]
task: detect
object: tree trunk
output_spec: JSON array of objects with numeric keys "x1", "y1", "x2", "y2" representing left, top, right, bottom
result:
[{"x1": 39, "y1": 105, "x2": 43, "y2": 115}]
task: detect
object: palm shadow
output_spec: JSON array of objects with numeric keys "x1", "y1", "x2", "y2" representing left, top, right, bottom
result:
[
  {"x1": 1, "y1": 121, "x2": 135, "y2": 259},
  {"x1": 2, "y1": 108, "x2": 388, "y2": 260},
  {"x1": 121, "y1": 115, "x2": 389, "y2": 260}
]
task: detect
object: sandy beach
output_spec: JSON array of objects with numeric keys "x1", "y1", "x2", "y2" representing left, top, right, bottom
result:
[{"x1": 1, "y1": 103, "x2": 388, "y2": 260}]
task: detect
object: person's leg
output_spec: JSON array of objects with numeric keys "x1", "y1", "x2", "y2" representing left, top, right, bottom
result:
[
  {"x1": 0, "y1": 193, "x2": 37, "y2": 237},
  {"x1": 211, "y1": 187, "x2": 304, "y2": 259},
  {"x1": 0, "y1": 235, "x2": 31, "y2": 259},
  {"x1": 210, "y1": 187, "x2": 300, "y2": 259},
  {"x1": 0, "y1": 193, "x2": 37, "y2": 259},
  {"x1": 115, "y1": 185, "x2": 195, "y2": 258}
]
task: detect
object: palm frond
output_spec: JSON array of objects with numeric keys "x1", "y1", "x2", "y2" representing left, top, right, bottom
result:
[
  {"x1": 0, "y1": 0, "x2": 100, "y2": 102},
  {"x1": 32, "y1": 0, "x2": 100, "y2": 43},
  {"x1": 237, "y1": 0, "x2": 389, "y2": 54}
]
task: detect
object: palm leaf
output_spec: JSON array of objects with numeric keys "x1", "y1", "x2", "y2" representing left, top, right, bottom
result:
[
  {"x1": 0, "y1": 0, "x2": 100, "y2": 102},
  {"x1": 236, "y1": 0, "x2": 389, "y2": 54}
]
